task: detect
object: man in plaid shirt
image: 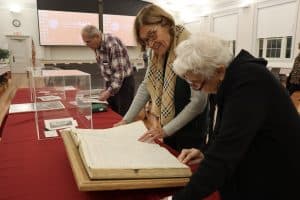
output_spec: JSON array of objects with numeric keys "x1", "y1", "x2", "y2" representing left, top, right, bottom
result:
[{"x1": 81, "y1": 25, "x2": 135, "y2": 116}]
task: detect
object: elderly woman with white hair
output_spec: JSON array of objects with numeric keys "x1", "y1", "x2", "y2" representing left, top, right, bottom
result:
[{"x1": 162, "y1": 33, "x2": 300, "y2": 200}]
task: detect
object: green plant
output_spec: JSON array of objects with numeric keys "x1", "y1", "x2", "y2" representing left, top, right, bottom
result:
[{"x1": 0, "y1": 48, "x2": 9, "y2": 60}]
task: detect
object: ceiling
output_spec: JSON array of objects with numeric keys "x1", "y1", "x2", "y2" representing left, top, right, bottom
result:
[
  {"x1": 141, "y1": 0, "x2": 254, "y2": 22},
  {"x1": 0, "y1": 0, "x2": 254, "y2": 23}
]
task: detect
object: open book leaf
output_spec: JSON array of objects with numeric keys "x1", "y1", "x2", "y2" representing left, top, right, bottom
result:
[{"x1": 69, "y1": 121, "x2": 192, "y2": 179}]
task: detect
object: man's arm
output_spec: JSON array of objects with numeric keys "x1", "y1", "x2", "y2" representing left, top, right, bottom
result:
[{"x1": 107, "y1": 44, "x2": 131, "y2": 95}]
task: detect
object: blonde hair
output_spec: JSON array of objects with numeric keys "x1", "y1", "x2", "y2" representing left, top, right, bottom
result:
[
  {"x1": 134, "y1": 4, "x2": 175, "y2": 51},
  {"x1": 173, "y1": 32, "x2": 233, "y2": 78}
]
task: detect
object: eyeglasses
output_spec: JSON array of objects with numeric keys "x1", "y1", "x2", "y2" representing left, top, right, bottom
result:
[
  {"x1": 140, "y1": 25, "x2": 158, "y2": 46},
  {"x1": 185, "y1": 77, "x2": 207, "y2": 91},
  {"x1": 198, "y1": 79, "x2": 207, "y2": 90}
]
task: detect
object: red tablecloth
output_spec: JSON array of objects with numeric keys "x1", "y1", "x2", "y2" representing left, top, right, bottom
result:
[{"x1": 0, "y1": 88, "x2": 220, "y2": 200}]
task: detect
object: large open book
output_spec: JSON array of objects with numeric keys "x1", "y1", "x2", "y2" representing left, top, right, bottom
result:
[{"x1": 68, "y1": 121, "x2": 191, "y2": 180}]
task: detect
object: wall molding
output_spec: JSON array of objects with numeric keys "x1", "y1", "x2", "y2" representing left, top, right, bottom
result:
[{"x1": 5, "y1": 35, "x2": 30, "y2": 41}]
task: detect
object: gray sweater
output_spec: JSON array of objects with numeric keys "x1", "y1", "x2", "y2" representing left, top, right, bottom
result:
[{"x1": 123, "y1": 68, "x2": 207, "y2": 137}]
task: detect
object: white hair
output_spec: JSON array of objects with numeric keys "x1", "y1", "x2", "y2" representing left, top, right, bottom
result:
[
  {"x1": 81, "y1": 25, "x2": 101, "y2": 38},
  {"x1": 173, "y1": 32, "x2": 233, "y2": 79}
]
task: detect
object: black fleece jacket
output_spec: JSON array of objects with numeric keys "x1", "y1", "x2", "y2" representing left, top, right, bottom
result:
[{"x1": 173, "y1": 50, "x2": 300, "y2": 200}]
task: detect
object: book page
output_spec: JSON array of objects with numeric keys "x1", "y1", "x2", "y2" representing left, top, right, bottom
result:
[{"x1": 70, "y1": 121, "x2": 188, "y2": 170}]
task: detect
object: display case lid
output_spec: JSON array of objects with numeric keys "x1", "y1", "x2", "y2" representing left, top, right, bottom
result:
[{"x1": 34, "y1": 69, "x2": 90, "y2": 77}]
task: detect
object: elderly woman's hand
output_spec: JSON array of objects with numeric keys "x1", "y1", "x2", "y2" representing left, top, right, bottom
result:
[
  {"x1": 138, "y1": 128, "x2": 165, "y2": 143},
  {"x1": 160, "y1": 196, "x2": 172, "y2": 200},
  {"x1": 178, "y1": 148, "x2": 204, "y2": 165},
  {"x1": 113, "y1": 120, "x2": 127, "y2": 127}
]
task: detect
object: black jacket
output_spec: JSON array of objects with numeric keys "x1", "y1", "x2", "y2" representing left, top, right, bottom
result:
[{"x1": 173, "y1": 50, "x2": 300, "y2": 200}]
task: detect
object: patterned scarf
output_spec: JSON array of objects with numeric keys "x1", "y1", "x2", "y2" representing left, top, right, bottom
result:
[{"x1": 146, "y1": 25, "x2": 190, "y2": 126}]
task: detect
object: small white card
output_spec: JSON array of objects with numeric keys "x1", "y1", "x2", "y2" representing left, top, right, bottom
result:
[
  {"x1": 36, "y1": 101, "x2": 65, "y2": 111},
  {"x1": 80, "y1": 98, "x2": 103, "y2": 104},
  {"x1": 38, "y1": 95, "x2": 61, "y2": 101},
  {"x1": 89, "y1": 95, "x2": 100, "y2": 99},
  {"x1": 44, "y1": 130, "x2": 59, "y2": 138},
  {"x1": 44, "y1": 117, "x2": 78, "y2": 130},
  {"x1": 55, "y1": 86, "x2": 76, "y2": 91},
  {"x1": 37, "y1": 90, "x2": 51, "y2": 94}
]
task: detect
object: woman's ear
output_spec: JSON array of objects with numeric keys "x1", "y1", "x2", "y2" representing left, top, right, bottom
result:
[{"x1": 216, "y1": 65, "x2": 226, "y2": 80}]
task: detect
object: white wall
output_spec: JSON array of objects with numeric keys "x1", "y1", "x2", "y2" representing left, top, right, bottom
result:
[
  {"x1": 236, "y1": 5, "x2": 256, "y2": 53},
  {"x1": 0, "y1": 0, "x2": 141, "y2": 65},
  {"x1": 212, "y1": 12, "x2": 238, "y2": 41},
  {"x1": 182, "y1": 0, "x2": 300, "y2": 69},
  {"x1": 3, "y1": 0, "x2": 299, "y2": 68},
  {"x1": 185, "y1": 21, "x2": 202, "y2": 33},
  {"x1": 184, "y1": 16, "x2": 210, "y2": 33}
]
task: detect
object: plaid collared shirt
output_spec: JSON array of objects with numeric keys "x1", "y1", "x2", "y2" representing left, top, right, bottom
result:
[{"x1": 95, "y1": 34, "x2": 133, "y2": 95}]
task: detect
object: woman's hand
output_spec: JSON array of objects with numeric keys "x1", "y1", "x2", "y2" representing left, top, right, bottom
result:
[
  {"x1": 113, "y1": 120, "x2": 127, "y2": 127},
  {"x1": 138, "y1": 128, "x2": 165, "y2": 143},
  {"x1": 178, "y1": 148, "x2": 204, "y2": 165}
]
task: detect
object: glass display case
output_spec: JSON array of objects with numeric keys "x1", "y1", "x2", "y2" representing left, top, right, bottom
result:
[
  {"x1": 27, "y1": 66, "x2": 44, "y2": 102},
  {"x1": 32, "y1": 69, "x2": 92, "y2": 140}
]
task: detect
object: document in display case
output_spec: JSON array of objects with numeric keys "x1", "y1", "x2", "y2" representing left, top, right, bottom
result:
[{"x1": 32, "y1": 69, "x2": 93, "y2": 140}]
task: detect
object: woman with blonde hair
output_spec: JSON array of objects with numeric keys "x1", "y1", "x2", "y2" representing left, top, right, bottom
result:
[{"x1": 115, "y1": 4, "x2": 209, "y2": 151}]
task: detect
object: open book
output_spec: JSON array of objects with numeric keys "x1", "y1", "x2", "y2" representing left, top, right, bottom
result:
[{"x1": 69, "y1": 121, "x2": 192, "y2": 180}]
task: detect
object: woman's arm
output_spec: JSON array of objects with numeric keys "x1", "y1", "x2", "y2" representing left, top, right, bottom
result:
[
  {"x1": 122, "y1": 79, "x2": 150, "y2": 123},
  {"x1": 173, "y1": 74, "x2": 269, "y2": 199},
  {"x1": 163, "y1": 88, "x2": 208, "y2": 136}
]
